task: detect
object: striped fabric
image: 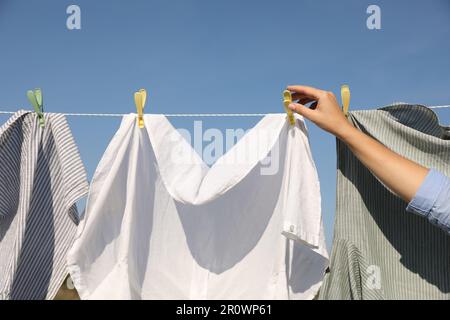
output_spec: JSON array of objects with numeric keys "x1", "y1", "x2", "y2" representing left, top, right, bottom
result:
[
  {"x1": 0, "y1": 110, "x2": 88, "y2": 300},
  {"x1": 319, "y1": 104, "x2": 450, "y2": 300}
]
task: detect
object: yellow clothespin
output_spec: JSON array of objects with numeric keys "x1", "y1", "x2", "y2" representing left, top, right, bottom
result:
[
  {"x1": 341, "y1": 85, "x2": 350, "y2": 117},
  {"x1": 134, "y1": 89, "x2": 147, "y2": 128},
  {"x1": 282, "y1": 90, "x2": 295, "y2": 126}
]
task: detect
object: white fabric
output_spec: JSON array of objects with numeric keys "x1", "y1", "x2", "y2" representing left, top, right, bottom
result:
[{"x1": 67, "y1": 113, "x2": 328, "y2": 300}]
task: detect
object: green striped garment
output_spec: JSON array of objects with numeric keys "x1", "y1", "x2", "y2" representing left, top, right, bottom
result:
[{"x1": 319, "y1": 104, "x2": 450, "y2": 300}]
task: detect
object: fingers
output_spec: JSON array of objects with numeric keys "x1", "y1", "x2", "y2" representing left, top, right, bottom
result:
[
  {"x1": 291, "y1": 93, "x2": 309, "y2": 100},
  {"x1": 299, "y1": 99, "x2": 315, "y2": 106},
  {"x1": 291, "y1": 93, "x2": 315, "y2": 104},
  {"x1": 287, "y1": 85, "x2": 325, "y2": 100},
  {"x1": 287, "y1": 102, "x2": 316, "y2": 120},
  {"x1": 291, "y1": 94, "x2": 317, "y2": 109},
  {"x1": 291, "y1": 94, "x2": 316, "y2": 108}
]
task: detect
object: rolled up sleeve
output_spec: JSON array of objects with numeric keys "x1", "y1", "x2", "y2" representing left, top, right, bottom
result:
[{"x1": 406, "y1": 169, "x2": 450, "y2": 234}]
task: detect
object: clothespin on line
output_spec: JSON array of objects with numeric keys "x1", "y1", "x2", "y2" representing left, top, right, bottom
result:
[
  {"x1": 134, "y1": 89, "x2": 147, "y2": 128},
  {"x1": 341, "y1": 85, "x2": 350, "y2": 117},
  {"x1": 282, "y1": 90, "x2": 296, "y2": 126},
  {"x1": 27, "y1": 88, "x2": 45, "y2": 128}
]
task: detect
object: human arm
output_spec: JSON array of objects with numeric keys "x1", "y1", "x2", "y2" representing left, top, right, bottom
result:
[{"x1": 286, "y1": 85, "x2": 428, "y2": 202}]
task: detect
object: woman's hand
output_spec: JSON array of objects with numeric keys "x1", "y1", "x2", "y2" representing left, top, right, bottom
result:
[
  {"x1": 286, "y1": 85, "x2": 355, "y2": 140},
  {"x1": 286, "y1": 84, "x2": 429, "y2": 203}
]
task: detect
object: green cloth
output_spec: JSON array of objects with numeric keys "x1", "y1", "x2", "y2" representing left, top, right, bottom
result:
[{"x1": 320, "y1": 104, "x2": 450, "y2": 300}]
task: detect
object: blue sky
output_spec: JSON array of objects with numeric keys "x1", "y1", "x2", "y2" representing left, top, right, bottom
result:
[{"x1": 1, "y1": 0, "x2": 449, "y2": 248}]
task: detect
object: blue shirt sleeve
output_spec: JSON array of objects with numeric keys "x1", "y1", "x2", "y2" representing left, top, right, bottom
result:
[{"x1": 406, "y1": 169, "x2": 450, "y2": 234}]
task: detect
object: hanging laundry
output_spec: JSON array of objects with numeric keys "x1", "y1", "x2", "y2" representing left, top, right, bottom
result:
[
  {"x1": 319, "y1": 104, "x2": 450, "y2": 300},
  {"x1": 0, "y1": 111, "x2": 88, "y2": 300},
  {"x1": 67, "y1": 113, "x2": 328, "y2": 300}
]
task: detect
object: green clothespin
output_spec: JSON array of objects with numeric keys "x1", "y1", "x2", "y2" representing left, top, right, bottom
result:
[{"x1": 27, "y1": 88, "x2": 45, "y2": 128}]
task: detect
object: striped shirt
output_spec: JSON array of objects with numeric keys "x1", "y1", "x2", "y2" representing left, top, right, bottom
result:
[
  {"x1": 319, "y1": 104, "x2": 450, "y2": 300},
  {"x1": 0, "y1": 110, "x2": 88, "y2": 300}
]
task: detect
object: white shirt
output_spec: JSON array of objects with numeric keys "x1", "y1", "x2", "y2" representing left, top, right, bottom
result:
[{"x1": 67, "y1": 113, "x2": 328, "y2": 300}]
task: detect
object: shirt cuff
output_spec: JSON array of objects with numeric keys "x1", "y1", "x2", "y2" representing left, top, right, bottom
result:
[
  {"x1": 406, "y1": 169, "x2": 447, "y2": 218},
  {"x1": 406, "y1": 169, "x2": 450, "y2": 234}
]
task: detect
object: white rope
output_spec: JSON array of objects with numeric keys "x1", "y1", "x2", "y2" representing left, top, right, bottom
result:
[
  {"x1": 429, "y1": 105, "x2": 450, "y2": 109},
  {"x1": 0, "y1": 105, "x2": 449, "y2": 117},
  {"x1": 0, "y1": 111, "x2": 271, "y2": 117}
]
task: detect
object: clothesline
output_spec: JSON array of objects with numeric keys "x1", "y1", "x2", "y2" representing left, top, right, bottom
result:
[
  {"x1": 0, "y1": 105, "x2": 449, "y2": 117},
  {"x1": 427, "y1": 105, "x2": 450, "y2": 109},
  {"x1": 0, "y1": 111, "x2": 267, "y2": 117}
]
